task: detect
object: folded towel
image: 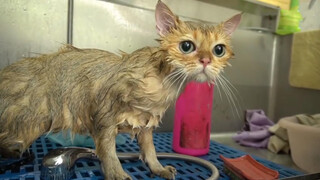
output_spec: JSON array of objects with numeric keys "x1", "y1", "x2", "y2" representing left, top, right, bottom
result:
[
  {"x1": 47, "y1": 129, "x2": 126, "y2": 147},
  {"x1": 289, "y1": 30, "x2": 320, "y2": 90},
  {"x1": 269, "y1": 124, "x2": 288, "y2": 141},
  {"x1": 268, "y1": 135, "x2": 290, "y2": 154},
  {"x1": 296, "y1": 114, "x2": 320, "y2": 127},
  {"x1": 268, "y1": 124, "x2": 289, "y2": 153},
  {"x1": 233, "y1": 109, "x2": 274, "y2": 148}
]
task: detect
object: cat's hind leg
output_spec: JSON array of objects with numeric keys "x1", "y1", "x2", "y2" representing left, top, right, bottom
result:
[
  {"x1": 0, "y1": 135, "x2": 36, "y2": 158},
  {"x1": 0, "y1": 145, "x2": 22, "y2": 158}
]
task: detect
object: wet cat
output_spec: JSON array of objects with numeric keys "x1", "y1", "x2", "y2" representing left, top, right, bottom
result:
[{"x1": 0, "y1": 1, "x2": 241, "y2": 179}]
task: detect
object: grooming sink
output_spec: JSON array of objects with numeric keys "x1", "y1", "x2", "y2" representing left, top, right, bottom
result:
[{"x1": 0, "y1": 133, "x2": 302, "y2": 180}]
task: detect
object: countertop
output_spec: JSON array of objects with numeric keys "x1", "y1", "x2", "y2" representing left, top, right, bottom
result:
[{"x1": 210, "y1": 132, "x2": 305, "y2": 173}]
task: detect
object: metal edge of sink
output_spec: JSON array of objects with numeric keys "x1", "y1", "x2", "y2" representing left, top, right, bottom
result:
[{"x1": 210, "y1": 132, "x2": 305, "y2": 173}]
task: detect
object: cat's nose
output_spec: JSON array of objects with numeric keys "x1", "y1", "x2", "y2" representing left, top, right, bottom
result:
[{"x1": 199, "y1": 58, "x2": 211, "y2": 67}]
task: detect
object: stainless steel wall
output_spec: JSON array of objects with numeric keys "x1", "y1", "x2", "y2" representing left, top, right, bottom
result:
[
  {"x1": 0, "y1": 0, "x2": 68, "y2": 67},
  {"x1": 269, "y1": 0, "x2": 320, "y2": 121},
  {"x1": 273, "y1": 35, "x2": 320, "y2": 121},
  {"x1": 0, "y1": 0, "x2": 318, "y2": 133}
]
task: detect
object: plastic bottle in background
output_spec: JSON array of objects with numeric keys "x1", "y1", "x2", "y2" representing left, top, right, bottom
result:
[
  {"x1": 172, "y1": 81, "x2": 214, "y2": 156},
  {"x1": 276, "y1": 0, "x2": 302, "y2": 35}
]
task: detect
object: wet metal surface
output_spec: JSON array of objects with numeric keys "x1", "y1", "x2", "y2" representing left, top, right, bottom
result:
[{"x1": 210, "y1": 133, "x2": 305, "y2": 172}]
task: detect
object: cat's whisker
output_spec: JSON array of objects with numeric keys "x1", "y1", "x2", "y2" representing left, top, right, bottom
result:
[
  {"x1": 213, "y1": 78, "x2": 223, "y2": 101},
  {"x1": 176, "y1": 73, "x2": 188, "y2": 98},
  {"x1": 167, "y1": 70, "x2": 185, "y2": 90},
  {"x1": 163, "y1": 70, "x2": 181, "y2": 84},
  {"x1": 217, "y1": 75, "x2": 242, "y2": 119},
  {"x1": 211, "y1": 66, "x2": 221, "y2": 73},
  {"x1": 206, "y1": 67, "x2": 219, "y2": 80},
  {"x1": 220, "y1": 74, "x2": 239, "y2": 94},
  {"x1": 166, "y1": 69, "x2": 184, "y2": 84},
  {"x1": 220, "y1": 75, "x2": 243, "y2": 113},
  {"x1": 216, "y1": 76, "x2": 233, "y2": 109},
  {"x1": 163, "y1": 69, "x2": 184, "y2": 85},
  {"x1": 217, "y1": 76, "x2": 237, "y2": 113}
]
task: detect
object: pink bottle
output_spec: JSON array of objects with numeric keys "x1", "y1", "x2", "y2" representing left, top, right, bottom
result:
[{"x1": 172, "y1": 81, "x2": 214, "y2": 156}]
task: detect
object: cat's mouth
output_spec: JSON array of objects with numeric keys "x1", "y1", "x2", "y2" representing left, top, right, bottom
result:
[
  {"x1": 201, "y1": 68, "x2": 211, "y2": 79},
  {"x1": 191, "y1": 66, "x2": 216, "y2": 83}
]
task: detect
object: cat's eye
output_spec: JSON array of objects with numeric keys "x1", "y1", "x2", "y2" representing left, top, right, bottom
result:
[
  {"x1": 179, "y1": 41, "x2": 195, "y2": 54},
  {"x1": 213, "y1": 44, "x2": 225, "y2": 57}
]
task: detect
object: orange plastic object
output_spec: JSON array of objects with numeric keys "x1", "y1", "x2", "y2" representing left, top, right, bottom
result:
[{"x1": 220, "y1": 155, "x2": 279, "y2": 180}]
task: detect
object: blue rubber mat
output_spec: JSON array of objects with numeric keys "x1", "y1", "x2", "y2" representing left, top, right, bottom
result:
[{"x1": 0, "y1": 133, "x2": 302, "y2": 180}]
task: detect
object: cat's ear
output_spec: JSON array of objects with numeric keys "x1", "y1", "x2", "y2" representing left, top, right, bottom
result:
[
  {"x1": 155, "y1": 0, "x2": 178, "y2": 36},
  {"x1": 223, "y1": 13, "x2": 242, "y2": 36}
]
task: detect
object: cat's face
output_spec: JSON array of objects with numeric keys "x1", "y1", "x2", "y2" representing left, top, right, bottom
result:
[
  {"x1": 160, "y1": 22, "x2": 234, "y2": 83},
  {"x1": 156, "y1": 1, "x2": 241, "y2": 83}
]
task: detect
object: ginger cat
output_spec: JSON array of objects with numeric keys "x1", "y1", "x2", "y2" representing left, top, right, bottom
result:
[{"x1": 0, "y1": 1, "x2": 241, "y2": 179}]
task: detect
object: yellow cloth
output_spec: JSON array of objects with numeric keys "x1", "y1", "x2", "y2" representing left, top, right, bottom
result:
[
  {"x1": 289, "y1": 30, "x2": 320, "y2": 90},
  {"x1": 296, "y1": 114, "x2": 320, "y2": 127},
  {"x1": 268, "y1": 124, "x2": 290, "y2": 154},
  {"x1": 268, "y1": 135, "x2": 290, "y2": 154}
]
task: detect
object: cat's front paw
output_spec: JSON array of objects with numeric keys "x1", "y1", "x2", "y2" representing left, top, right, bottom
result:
[
  {"x1": 101, "y1": 164, "x2": 132, "y2": 180},
  {"x1": 158, "y1": 165, "x2": 177, "y2": 180}
]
